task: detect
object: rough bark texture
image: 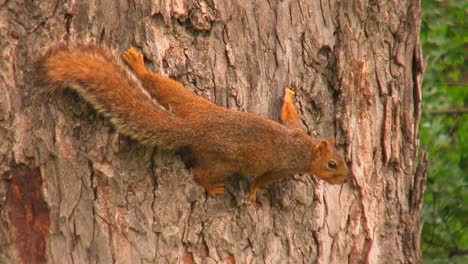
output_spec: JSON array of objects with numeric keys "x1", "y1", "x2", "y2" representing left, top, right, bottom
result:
[{"x1": 0, "y1": 0, "x2": 428, "y2": 263}]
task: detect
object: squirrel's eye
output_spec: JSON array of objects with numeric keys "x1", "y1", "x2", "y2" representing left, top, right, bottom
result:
[{"x1": 328, "y1": 161, "x2": 337, "y2": 169}]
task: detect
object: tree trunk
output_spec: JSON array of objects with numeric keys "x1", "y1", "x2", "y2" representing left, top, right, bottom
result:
[{"x1": 0, "y1": 0, "x2": 428, "y2": 263}]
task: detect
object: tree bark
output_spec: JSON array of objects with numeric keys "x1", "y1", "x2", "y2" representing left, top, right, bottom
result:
[{"x1": 0, "y1": 0, "x2": 428, "y2": 263}]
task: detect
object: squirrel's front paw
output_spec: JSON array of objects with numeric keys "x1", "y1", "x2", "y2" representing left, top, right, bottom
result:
[
  {"x1": 206, "y1": 185, "x2": 225, "y2": 199},
  {"x1": 284, "y1": 87, "x2": 295, "y2": 98}
]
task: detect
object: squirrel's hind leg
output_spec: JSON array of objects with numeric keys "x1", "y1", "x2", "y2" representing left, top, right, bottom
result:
[
  {"x1": 122, "y1": 47, "x2": 148, "y2": 77},
  {"x1": 122, "y1": 47, "x2": 216, "y2": 119}
]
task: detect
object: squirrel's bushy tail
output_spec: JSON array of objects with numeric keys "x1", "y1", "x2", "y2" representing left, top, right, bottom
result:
[{"x1": 36, "y1": 45, "x2": 193, "y2": 148}]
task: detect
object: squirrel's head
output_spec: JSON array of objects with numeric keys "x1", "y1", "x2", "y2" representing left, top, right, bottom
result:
[{"x1": 309, "y1": 137, "x2": 349, "y2": 185}]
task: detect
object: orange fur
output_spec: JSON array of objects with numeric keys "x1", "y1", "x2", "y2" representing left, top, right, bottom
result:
[
  {"x1": 37, "y1": 45, "x2": 349, "y2": 203},
  {"x1": 281, "y1": 88, "x2": 302, "y2": 130}
]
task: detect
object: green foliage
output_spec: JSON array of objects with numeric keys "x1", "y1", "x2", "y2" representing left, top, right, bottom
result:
[{"x1": 420, "y1": 0, "x2": 467, "y2": 263}]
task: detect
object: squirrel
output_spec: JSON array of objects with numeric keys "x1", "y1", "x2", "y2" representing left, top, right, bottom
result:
[{"x1": 36, "y1": 44, "x2": 349, "y2": 203}]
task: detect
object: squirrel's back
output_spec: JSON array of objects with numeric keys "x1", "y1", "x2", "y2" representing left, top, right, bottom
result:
[{"x1": 36, "y1": 45, "x2": 193, "y2": 148}]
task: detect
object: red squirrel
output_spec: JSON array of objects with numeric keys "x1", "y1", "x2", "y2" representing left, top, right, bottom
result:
[{"x1": 37, "y1": 45, "x2": 349, "y2": 202}]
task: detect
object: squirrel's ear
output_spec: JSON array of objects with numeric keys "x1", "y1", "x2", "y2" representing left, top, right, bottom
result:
[
  {"x1": 327, "y1": 136, "x2": 336, "y2": 145},
  {"x1": 313, "y1": 140, "x2": 329, "y2": 156}
]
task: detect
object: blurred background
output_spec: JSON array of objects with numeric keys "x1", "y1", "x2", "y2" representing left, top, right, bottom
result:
[{"x1": 420, "y1": 0, "x2": 467, "y2": 263}]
